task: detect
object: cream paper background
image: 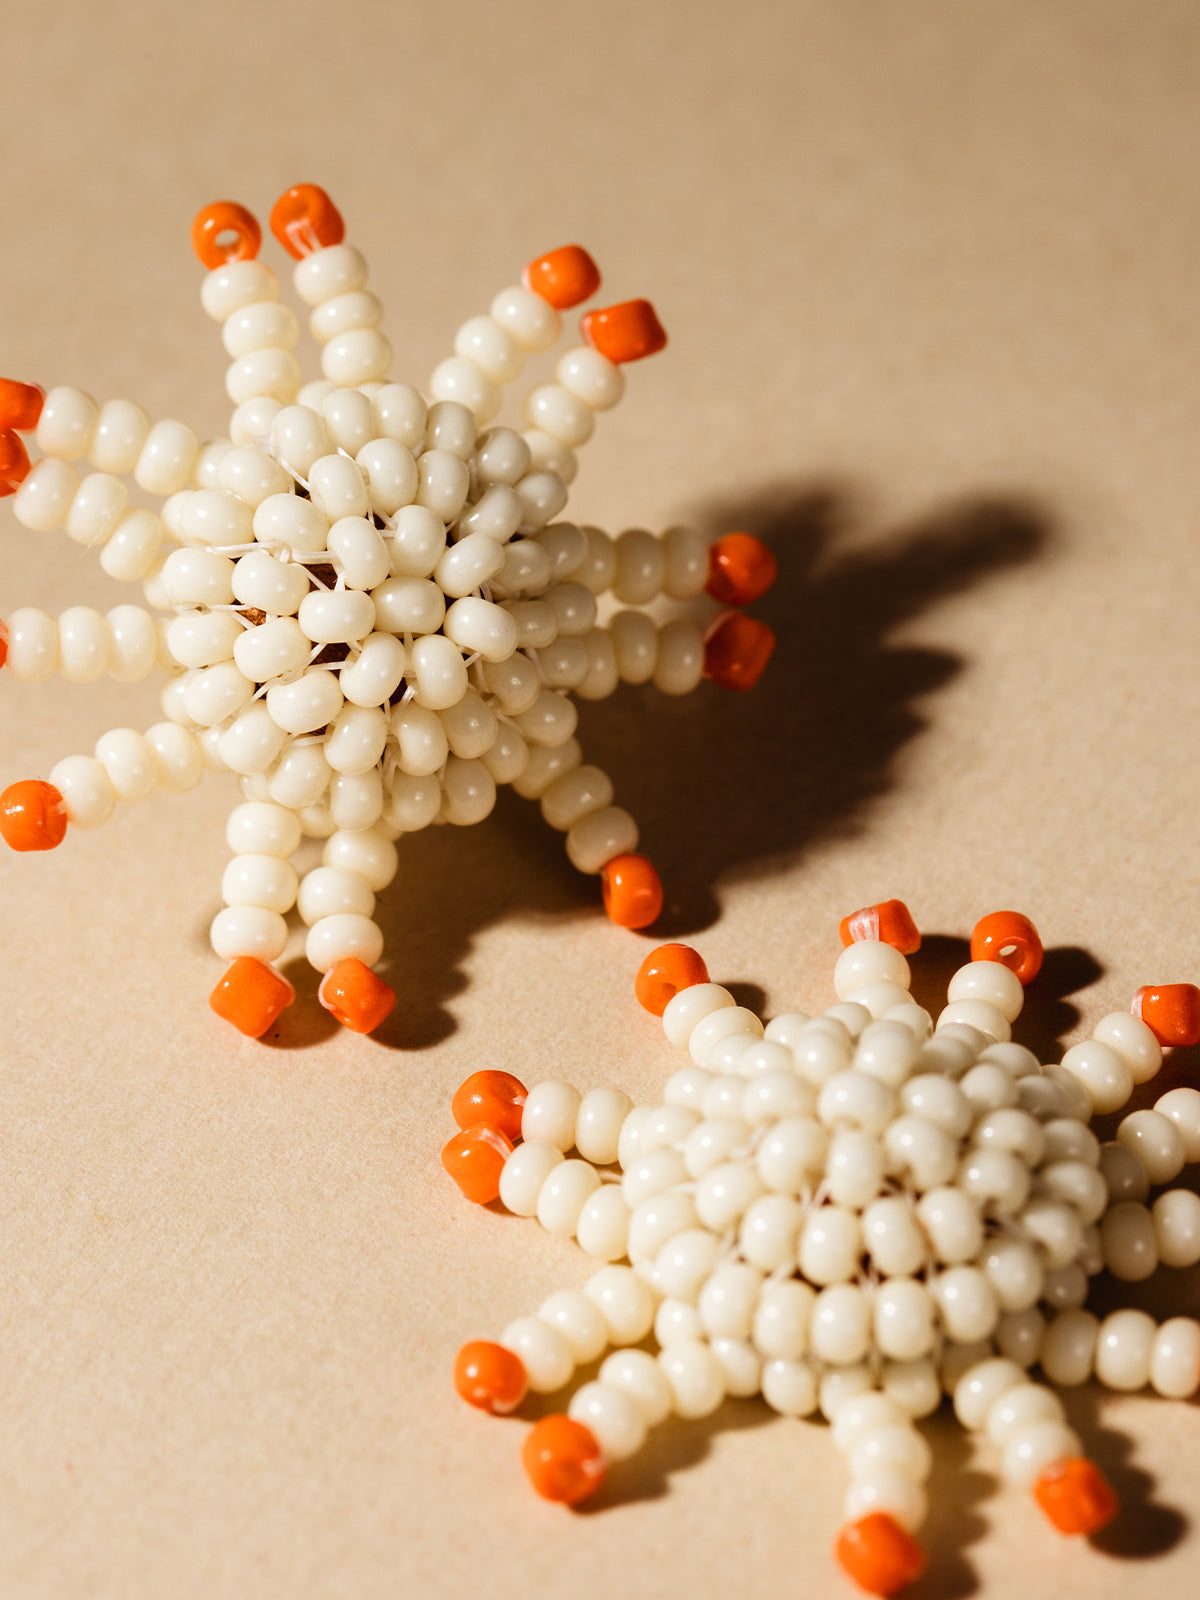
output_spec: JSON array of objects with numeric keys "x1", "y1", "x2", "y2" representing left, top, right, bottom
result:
[{"x1": 2, "y1": 2, "x2": 1199, "y2": 1595}]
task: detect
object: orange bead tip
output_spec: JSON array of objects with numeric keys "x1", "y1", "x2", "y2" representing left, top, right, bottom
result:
[
  {"x1": 1034, "y1": 1457, "x2": 1119, "y2": 1536},
  {"x1": 635, "y1": 943, "x2": 710, "y2": 1015},
  {"x1": 840, "y1": 900, "x2": 921, "y2": 955},
  {"x1": 523, "y1": 245, "x2": 601, "y2": 310},
  {"x1": 451, "y1": 1070, "x2": 528, "y2": 1141},
  {"x1": 835, "y1": 1514, "x2": 926, "y2": 1597},
  {"x1": 0, "y1": 378, "x2": 45, "y2": 433},
  {"x1": 317, "y1": 957, "x2": 396, "y2": 1033},
  {"x1": 191, "y1": 200, "x2": 262, "y2": 270},
  {"x1": 441, "y1": 1123, "x2": 514, "y2": 1205},
  {"x1": 522, "y1": 1415, "x2": 606, "y2": 1504},
  {"x1": 580, "y1": 298, "x2": 666, "y2": 364},
  {"x1": 602, "y1": 853, "x2": 663, "y2": 930},
  {"x1": 705, "y1": 532, "x2": 778, "y2": 607},
  {"x1": 454, "y1": 1340, "x2": 528, "y2": 1415},
  {"x1": 209, "y1": 957, "x2": 295, "y2": 1039},
  {"x1": 270, "y1": 184, "x2": 345, "y2": 259},
  {"x1": 970, "y1": 909, "x2": 1044, "y2": 986},
  {"x1": 702, "y1": 611, "x2": 776, "y2": 693},
  {"x1": 0, "y1": 779, "x2": 67, "y2": 852},
  {"x1": 0, "y1": 428, "x2": 31, "y2": 496},
  {"x1": 1132, "y1": 984, "x2": 1200, "y2": 1048}
]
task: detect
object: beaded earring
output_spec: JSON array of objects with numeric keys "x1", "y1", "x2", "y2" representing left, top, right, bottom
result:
[
  {"x1": 444, "y1": 899, "x2": 1200, "y2": 1597},
  {"x1": 0, "y1": 185, "x2": 777, "y2": 1038}
]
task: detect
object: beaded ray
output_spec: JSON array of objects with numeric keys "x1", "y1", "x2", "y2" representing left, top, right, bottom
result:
[
  {"x1": 445, "y1": 900, "x2": 1200, "y2": 1597},
  {"x1": 0, "y1": 185, "x2": 777, "y2": 1038}
]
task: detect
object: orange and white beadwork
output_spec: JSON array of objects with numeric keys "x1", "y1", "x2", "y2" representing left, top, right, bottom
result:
[
  {"x1": 0, "y1": 185, "x2": 777, "y2": 1039},
  {"x1": 446, "y1": 901, "x2": 1200, "y2": 1596}
]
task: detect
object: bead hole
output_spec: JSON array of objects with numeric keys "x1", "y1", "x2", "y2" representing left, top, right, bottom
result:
[
  {"x1": 215, "y1": 229, "x2": 242, "y2": 251},
  {"x1": 999, "y1": 942, "x2": 1018, "y2": 957}
]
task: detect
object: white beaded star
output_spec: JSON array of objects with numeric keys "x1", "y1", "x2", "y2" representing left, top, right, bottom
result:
[
  {"x1": 445, "y1": 900, "x2": 1200, "y2": 1597},
  {"x1": 0, "y1": 185, "x2": 777, "y2": 1038}
]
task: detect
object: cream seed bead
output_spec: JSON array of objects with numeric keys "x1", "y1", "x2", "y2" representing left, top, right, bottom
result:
[
  {"x1": 653, "y1": 620, "x2": 706, "y2": 696},
  {"x1": 825, "y1": 1128, "x2": 884, "y2": 1209},
  {"x1": 757, "y1": 1117, "x2": 827, "y2": 1193},
  {"x1": 222, "y1": 300, "x2": 299, "y2": 358},
  {"x1": 1092, "y1": 1011, "x2": 1163, "y2": 1083},
  {"x1": 36, "y1": 385, "x2": 97, "y2": 458},
  {"x1": 694, "y1": 1160, "x2": 764, "y2": 1235},
  {"x1": 995, "y1": 1309, "x2": 1047, "y2": 1368},
  {"x1": 210, "y1": 904, "x2": 288, "y2": 962},
  {"x1": 326, "y1": 704, "x2": 389, "y2": 775},
  {"x1": 982, "y1": 1237, "x2": 1044, "y2": 1313},
  {"x1": 799, "y1": 1204, "x2": 862, "y2": 1285},
  {"x1": 846, "y1": 981, "x2": 915, "y2": 1022},
  {"x1": 752, "y1": 1280, "x2": 816, "y2": 1361},
  {"x1": 444, "y1": 598, "x2": 518, "y2": 663},
  {"x1": 498, "y1": 1140, "x2": 563, "y2": 1216},
  {"x1": 1117, "y1": 1108, "x2": 1186, "y2": 1185},
  {"x1": 440, "y1": 758, "x2": 495, "y2": 826},
  {"x1": 565, "y1": 805, "x2": 638, "y2": 874},
  {"x1": 308, "y1": 454, "x2": 369, "y2": 523},
  {"x1": 1019, "y1": 1199, "x2": 1083, "y2": 1269},
  {"x1": 410, "y1": 634, "x2": 469, "y2": 710},
  {"x1": 415, "y1": 449, "x2": 470, "y2": 522},
  {"x1": 297, "y1": 800, "x2": 336, "y2": 838},
  {"x1": 181, "y1": 487, "x2": 255, "y2": 550},
  {"x1": 958, "y1": 1147, "x2": 1031, "y2": 1214},
  {"x1": 600, "y1": 1349, "x2": 673, "y2": 1427},
  {"x1": 391, "y1": 703, "x2": 448, "y2": 776},
  {"x1": 627, "y1": 1191, "x2": 699, "y2": 1263},
  {"x1": 543, "y1": 582, "x2": 596, "y2": 639},
  {"x1": 218, "y1": 705, "x2": 288, "y2": 774},
  {"x1": 862, "y1": 1196, "x2": 927, "y2": 1276},
  {"x1": 537, "y1": 1160, "x2": 602, "y2": 1238},
  {"x1": 658, "y1": 1341, "x2": 725, "y2": 1420},
  {"x1": 1060, "y1": 1039, "x2": 1132, "y2": 1115},
  {"x1": 304, "y1": 911, "x2": 383, "y2": 972},
  {"x1": 833, "y1": 940, "x2": 911, "y2": 1000},
  {"x1": 568, "y1": 1382, "x2": 648, "y2": 1462},
  {"x1": 1041, "y1": 1118, "x2": 1100, "y2": 1166},
  {"x1": 809, "y1": 1284, "x2": 871, "y2": 1366},
  {"x1": 13, "y1": 456, "x2": 77, "y2": 530},
  {"x1": 700, "y1": 1076, "x2": 747, "y2": 1118},
  {"x1": 4, "y1": 608, "x2": 57, "y2": 682},
  {"x1": 742, "y1": 1071, "x2": 813, "y2": 1125},
  {"x1": 659, "y1": 525, "x2": 708, "y2": 598},
  {"x1": 655, "y1": 1228, "x2": 720, "y2": 1301},
  {"x1": 739, "y1": 1194, "x2": 806, "y2": 1271},
  {"x1": 501, "y1": 1316, "x2": 574, "y2": 1394},
  {"x1": 105, "y1": 606, "x2": 158, "y2": 683},
  {"x1": 101, "y1": 507, "x2": 163, "y2": 582},
  {"x1": 873, "y1": 1279, "x2": 936, "y2": 1362},
  {"x1": 900, "y1": 1075, "x2": 972, "y2": 1139},
  {"x1": 1041, "y1": 1264, "x2": 1087, "y2": 1310},
  {"x1": 623, "y1": 1148, "x2": 687, "y2": 1207},
  {"x1": 1095, "y1": 1308, "x2": 1156, "y2": 1391},
  {"x1": 269, "y1": 743, "x2": 332, "y2": 809},
  {"x1": 167, "y1": 610, "x2": 241, "y2": 670},
  {"x1": 233, "y1": 617, "x2": 310, "y2": 682},
  {"x1": 93, "y1": 728, "x2": 156, "y2": 803},
  {"x1": 1099, "y1": 1140, "x2": 1150, "y2": 1204},
  {"x1": 520, "y1": 1081, "x2": 581, "y2": 1151},
  {"x1": 1150, "y1": 1318, "x2": 1200, "y2": 1398},
  {"x1": 226, "y1": 349, "x2": 302, "y2": 405},
  {"x1": 85, "y1": 398, "x2": 150, "y2": 474},
  {"x1": 65, "y1": 472, "x2": 127, "y2": 546},
  {"x1": 575, "y1": 1186, "x2": 631, "y2": 1261},
  {"x1": 664, "y1": 1065, "x2": 716, "y2": 1112},
  {"x1": 710, "y1": 1337, "x2": 762, "y2": 1398},
  {"x1": 322, "y1": 329, "x2": 392, "y2": 387},
  {"x1": 370, "y1": 384, "x2": 425, "y2": 451},
  {"x1": 459, "y1": 486, "x2": 524, "y2": 545},
  {"x1": 915, "y1": 1186, "x2": 983, "y2": 1264},
  {"x1": 372, "y1": 577, "x2": 446, "y2": 637},
  {"x1": 509, "y1": 737, "x2": 581, "y2": 800},
  {"x1": 329, "y1": 768, "x2": 384, "y2": 830},
  {"x1": 503, "y1": 600, "x2": 558, "y2": 649},
  {"x1": 946, "y1": 960, "x2": 1025, "y2": 1022},
  {"x1": 292, "y1": 243, "x2": 369, "y2": 308},
  {"x1": 689, "y1": 1006, "x2": 764, "y2": 1067},
  {"x1": 225, "y1": 801, "x2": 301, "y2": 858},
  {"x1": 425, "y1": 402, "x2": 477, "y2": 461},
  {"x1": 930, "y1": 1267, "x2": 999, "y2": 1343},
  {"x1": 855, "y1": 1022, "x2": 920, "y2": 1088},
  {"x1": 1002, "y1": 1421, "x2": 1083, "y2": 1489},
  {"x1": 685, "y1": 1115, "x2": 751, "y2": 1178},
  {"x1": 1152, "y1": 1188, "x2": 1200, "y2": 1267},
  {"x1": 232, "y1": 549, "x2": 311, "y2": 615},
  {"x1": 266, "y1": 669, "x2": 344, "y2": 735},
  {"x1": 827, "y1": 1002, "x2": 872, "y2": 1038},
  {"x1": 540, "y1": 766, "x2": 613, "y2": 833},
  {"x1": 637, "y1": 1105, "x2": 700, "y2": 1155},
  {"x1": 584, "y1": 1265, "x2": 656, "y2": 1346},
  {"x1": 1100, "y1": 1199, "x2": 1157, "y2": 1280},
  {"x1": 1153, "y1": 1087, "x2": 1200, "y2": 1162},
  {"x1": 162, "y1": 547, "x2": 235, "y2": 607},
  {"x1": 557, "y1": 345, "x2": 624, "y2": 410},
  {"x1": 146, "y1": 723, "x2": 203, "y2": 793},
  {"x1": 321, "y1": 829, "x2": 397, "y2": 895},
  {"x1": 614, "y1": 529, "x2": 666, "y2": 605},
  {"x1": 1040, "y1": 1309, "x2": 1098, "y2": 1386},
  {"x1": 454, "y1": 316, "x2": 523, "y2": 385},
  {"x1": 819, "y1": 1366, "x2": 877, "y2": 1423},
  {"x1": 297, "y1": 866, "x2": 375, "y2": 925},
  {"x1": 431, "y1": 357, "x2": 501, "y2": 424},
  {"x1": 222, "y1": 854, "x2": 298, "y2": 913},
  {"x1": 951, "y1": 1358, "x2": 1024, "y2": 1430},
  {"x1": 490, "y1": 285, "x2": 560, "y2": 351},
  {"x1": 937, "y1": 999, "x2": 1011, "y2": 1044},
  {"x1": 309, "y1": 290, "x2": 383, "y2": 345},
  {"x1": 327, "y1": 518, "x2": 390, "y2": 590},
  {"x1": 58, "y1": 606, "x2": 111, "y2": 682},
  {"x1": 609, "y1": 609, "x2": 657, "y2": 684},
  {"x1": 881, "y1": 1359, "x2": 942, "y2": 1419},
  {"x1": 698, "y1": 1261, "x2": 763, "y2": 1340},
  {"x1": 439, "y1": 689, "x2": 497, "y2": 760},
  {"x1": 523, "y1": 429, "x2": 577, "y2": 487},
  {"x1": 849, "y1": 1422, "x2": 933, "y2": 1482},
  {"x1": 230, "y1": 399, "x2": 284, "y2": 448},
  {"x1": 959, "y1": 1064, "x2": 1020, "y2": 1115},
  {"x1": 818, "y1": 1071, "x2": 896, "y2": 1137},
  {"x1": 382, "y1": 772, "x2": 440, "y2": 834},
  {"x1": 201, "y1": 260, "x2": 279, "y2": 321}
]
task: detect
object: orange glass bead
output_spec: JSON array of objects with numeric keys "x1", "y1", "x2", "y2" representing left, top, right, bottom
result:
[
  {"x1": 441, "y1": 1123, "x2": 515, "y2": 1205},
  {"x1": 840, "y1": 900, "x2": 922, "y2": 955},
  {"x1": 703, "y1": 611, "x2": 776, "y2": 692},
  {"x1": 523, "y1": 245, "x2": 601, "y2": 309},
  {"x1": 522, "y1": 1415, "x2": 606, "y2": 1503},
  {"x1": 270, "y1": 184, "x2": 345, "y2": 259},
  {"x1": 635, "y1": 943, "x2": 710, "y2": 1015},
  {"x1": 970, "y1": 909, "x2": 1044, "y2": 986},
  {"x1": 1131, "y1": 984, "x2": 1200, "y2": 1048},
  {"x1": 190, "y1": 200, "x2": 262, "y2": 270},
  {"x1": 0, "y1": 429, "x2": 31, "y2": 496},
  {"x1": 835, "y1": 1514, "x2": 926, "y2": 1597},
  {"x1": 0, "y1": 378, "x2": 44, "y2": 433},
  {"x1": 451, "y1": 1070, "x2": 528, "y2": 1141},
  {"x1": 454, "y1": 1340, "x2": 528, "y2": 1415},
  {"x1": 705, "y1": 532, "x2": 778, "y2": 606},
  {"x1": 580, "y1": 298, "x2": 667, "y2": 364},
  {"x1": 0, "y1": 618, "x2": 6, "y2": 670},
  {"x1": 0, "y1": 779, "x2": 67, "y2": 852},
  {"x1": 208, "y1": 956, "x2": 295, "y2": 1038},
  {"x1": 602, "y1": 853, "x2": 663, "y2": 929},
  {"x1": 317, "y1": 956, "x2": 396, "y2": 1033},
  {"x1": 1034, "y1": 1457, "x2": 1119, "y2": 1535}
]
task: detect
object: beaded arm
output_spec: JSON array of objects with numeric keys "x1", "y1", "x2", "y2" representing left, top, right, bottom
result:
[
  {"x1": 443, "y1": 901, "x2": 1200, "y2": 1597},
  {"x1": 0, "y1": 185, "x2": 778, "y2": 1038}
]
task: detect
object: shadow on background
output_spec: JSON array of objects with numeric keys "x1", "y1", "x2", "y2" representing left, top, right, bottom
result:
[{"x1": 263, "y1": 480, "x2": 1051, "y2": 1051}]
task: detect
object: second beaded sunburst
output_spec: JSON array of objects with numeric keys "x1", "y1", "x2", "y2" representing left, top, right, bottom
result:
[{"x1": 0, "y1": 184, "x2": 777, "y2": 1038}]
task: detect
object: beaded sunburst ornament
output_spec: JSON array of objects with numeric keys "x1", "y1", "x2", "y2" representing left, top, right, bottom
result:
[
  {"x1": 443, "y1": 900, "x2": 1200, "y2": 1597},
  {"x1": 0, "y1": 184, "x2": 777, "y2": 1038}
]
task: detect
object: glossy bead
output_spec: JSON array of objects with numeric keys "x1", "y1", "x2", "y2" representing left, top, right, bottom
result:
[
  {"x1": 191, "y1": 200, "x2": 261, "y2": 268},
  {"x1": 522, "y1": 1414, "x2": 606, "y2": 1502},
  {"x1": 452, "y1": 1070, "x2": 527, "y2": 1141},
  {"x1": 1034, "y1": 1457, "x2": 1118, "y2": 1536},
  {"x1": 0, "y1": 378, "x2": 44, "y2": 433},
  {"x1": 0, "y1": 778, "x2": 67, "y2": 851},
  {"x1": 1117, "y1": 1108, "x2": 1185, "y2": 1185},
  {"x1": 705, "y1": 532, "x2": 777, "y2": 606},
  {"x1": 441, "y1": 1122, "x2": 513, "y2": 1203},
  {"x1": 454, "y1": 1341, "x2": 527, "y2": 1415},
  {"x1": 318, "y1": 957, "x2": 396, "y2": 1033},
  {"x1": 702, "y1": 610, "x2": 775, "y2": 691},
  {"x1": 837, "y1": 900, "x2": 920, "y2": 954},
  {"x1": 1100, "y1": 1201, "x2": 1157, "y2": 1281},
  {"x1": 0, "y1": 429, "x2": 30, "y2": 493},
  {"x1": 970, "y1": 910, "x2": 1043, "y2": 985},
  {"x1": 835, "y1": 1513, "x2": 926, "y2": 1596},
  {"x1": 581, "y1": 298, "x2": 666, "y2": 363},
  {"x1": 1060, "y1": 1039, "x2": 1132, "y2": 1116},
  {"x1": 523, "y1": 245, "x2": 601, "y2": 309},
  {"x1": 1095, "y1": 1309, "x2": 1156, "y2": 1390},
  {"x1": 1152, "y1": 1187, "x2": 1200, "y2": 1268},
  {"x1": 270, "y1": 184, "x2": 344, "y2": 258},
  {"x1": 601, "y1": 853, "x2": 662, "y2": 928},
  {"x1": 1131, "y1": 984, "x2": 1200, "y2": 1047},
  {"x1": 1040, "y1": 1310, "x2": 1098, "y2": 1386},
  {"x1": 208, "y1": 956, "x2": 294, "y2": 1037}
]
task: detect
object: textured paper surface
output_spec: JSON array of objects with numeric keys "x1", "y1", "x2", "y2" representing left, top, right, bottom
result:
[{"x1": 2, "y1": 3, "x2": 1199, "y2": 1595}]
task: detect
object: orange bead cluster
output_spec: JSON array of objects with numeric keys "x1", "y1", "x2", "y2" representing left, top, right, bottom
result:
[{"x1": 442, "y1": 1070, "x2": 529, "y2": 1204}]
